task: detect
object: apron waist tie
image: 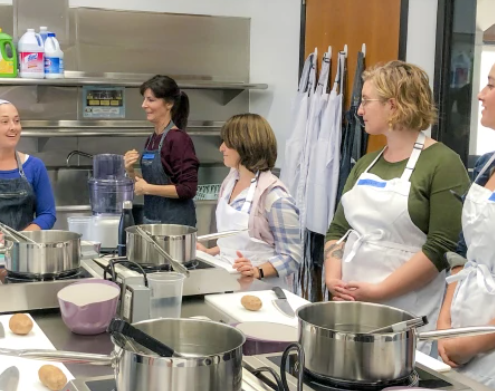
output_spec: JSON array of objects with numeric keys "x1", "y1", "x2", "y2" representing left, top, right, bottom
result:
[
  {"x1": 447, "y1": 261, "x2": 495, "y2": 294},
  {"x1": 338, "y1": 229, "x2": 385, "y2": 263}
]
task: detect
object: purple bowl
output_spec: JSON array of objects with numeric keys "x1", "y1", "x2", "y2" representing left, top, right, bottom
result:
[
  {"x1": 233, "y1": 321, "x2": 298, "y2": 356},
  {"x1": 57, "y1": 279, "x2": 120, "y2": 335}
]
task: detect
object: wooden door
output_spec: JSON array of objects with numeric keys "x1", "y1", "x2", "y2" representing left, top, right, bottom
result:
[{"x1": 304, "y1": 0, "x2": 404, "y2": 152}]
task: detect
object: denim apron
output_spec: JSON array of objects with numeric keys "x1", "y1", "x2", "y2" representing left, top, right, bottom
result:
[
  {"x1": 141, "y1": 121, "x2": 196, "y2": 226},
  {"x1": 0, "y1": 152, "x2": 36, "y2": 230}
]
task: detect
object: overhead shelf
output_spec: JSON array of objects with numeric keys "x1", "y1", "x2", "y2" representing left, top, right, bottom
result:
[
  {"x1": 0, "y1": 71, "x2": 268, "y2": 90},
  {"x1": 21, "y1": 120, "x2": 223, "y2": 137}
]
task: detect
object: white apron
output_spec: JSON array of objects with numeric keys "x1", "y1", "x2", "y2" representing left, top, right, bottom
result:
[
  {"x1": 215, "y1": 174, "x2": 281, "y2": 278},
  {"x1": 448, "y1": 153, "x2": 495, "y2": 388},
  {"x1": 340, "y1": 132, "x2": 446, "y2": 355},
  {"x1": 305, "y1": 51, "x2": 345, "y2": 235},
  {"x1": 280, "y1": 53, "x2": 316, "y2": 199}
]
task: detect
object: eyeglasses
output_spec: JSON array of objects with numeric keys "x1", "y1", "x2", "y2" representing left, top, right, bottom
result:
[{"x1": 360, "y1": 97, "x2": 381, "y2": 107}]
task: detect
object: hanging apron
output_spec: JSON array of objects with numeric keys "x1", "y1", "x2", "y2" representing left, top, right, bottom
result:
[
  {"x1": 337, "y1": 51, "x2": 365, "y2": 205},
  {"x1": 0, "y1": 152, "x2": 36, "y2": 231},
  {"x1": 215, "y1": 173, "x2": 290, "y2": 287},
  {"x1": 340, "y1": 132, "x2": 446, "y2": 355},
  {"x1": 306, "y1": 51, "x2": 345, "y2": 235},
  {"x1": 296, "y1": 53, "x2": 322, "y2": 233},
  {"x1": 280, "y1": 53, "x2": 317, "y2": 198},
  {"x1": 141, "y1": 121, "x2": 196, "y2": 226},
  {"x1": 447, "y1": 153, "x2": 495, "y2": 388}
]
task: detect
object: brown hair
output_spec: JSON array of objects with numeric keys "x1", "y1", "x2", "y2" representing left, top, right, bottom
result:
[
  {"x1": 221, "y1": 113, "x2": 277, "y2": 172},
  {"x1": 362, "y1": 60, "x2": 437, "y2": 131}
]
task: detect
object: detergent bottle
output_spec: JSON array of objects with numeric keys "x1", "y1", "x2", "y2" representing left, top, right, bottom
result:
[
  {"x1": 0, "y1": 29, "x2": 17, "y2": 78},
  {"x1": 18, "y1": 28, "x2": 44, "y2": 79}
]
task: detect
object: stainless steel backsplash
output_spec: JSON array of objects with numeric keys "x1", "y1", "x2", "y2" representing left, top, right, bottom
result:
[{"x1": 0, "y1": 3, "x2": 251, "y2": 231}]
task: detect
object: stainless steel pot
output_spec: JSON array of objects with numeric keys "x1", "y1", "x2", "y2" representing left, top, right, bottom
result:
[
  {"x1": 126, "y1": 224, "x2": 243, "y2": 266},
  {"x1": 2, "y1": 230, "x2": 81, "y2": 275},
  {"x1": 281, "y1": 301, "x2": 495, "y2": 390},
  {"x1": 0, "y1": 318, "x2": 246, "y2": 391}
]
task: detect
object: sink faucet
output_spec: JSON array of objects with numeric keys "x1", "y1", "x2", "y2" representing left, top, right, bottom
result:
[{"x1": 66, "y1": 150, "x2": 94, "y2": 167}]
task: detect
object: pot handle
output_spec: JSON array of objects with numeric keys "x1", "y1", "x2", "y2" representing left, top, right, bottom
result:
[
  {"x1": 197, "y1": 229, "x2": 247, "y2": 242},
  {"x1": 0, "y1": 347, "x2": 115, "y2": 366},
  {"x1": 418, "y1": 326, "x2": 495, "y2": 340},
  {"x1": 280, "y1": 343, "x2": 305, "y2": 391}
]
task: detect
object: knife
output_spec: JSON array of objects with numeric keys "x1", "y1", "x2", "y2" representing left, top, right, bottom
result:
[
  {"x1": 272, "y1": 287, "x2": 296, "y2": 318},
  {"x1": 0, "y1": 366, "x2": 19, "y2": 391},
  {"x1": 0, "y1": 322, "x2": 5, "y2": 339}
]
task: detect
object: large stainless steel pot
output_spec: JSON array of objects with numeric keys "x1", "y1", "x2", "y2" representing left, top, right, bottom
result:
[
  {"x1": 281, "y1": 301, "x2": 495, "y2": 391},
  {"x1": 126, "y1": 224, "x2": 242, "y2": 266},
  {"x1": 2, "y1": 230, "x2": 81, "y2": 275},
  {"x1": 0, "y1": 318, "x2": 246, "y2": 391}
]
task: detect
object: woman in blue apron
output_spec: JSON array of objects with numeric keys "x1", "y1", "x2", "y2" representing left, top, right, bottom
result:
[
  {"x1": 437, "y1": 62, "x2": 495, "y2": 388},
  {"x1": 124, "y1": 76, "x2": 199, "y2": 226},
  {"x1": 0, "y1": 100, "x2": 56, "y2": 231}
]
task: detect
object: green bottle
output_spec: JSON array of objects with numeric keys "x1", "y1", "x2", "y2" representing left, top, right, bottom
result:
[{"x1": 0, "y1": 28, "x2": 17, "y2": 78}]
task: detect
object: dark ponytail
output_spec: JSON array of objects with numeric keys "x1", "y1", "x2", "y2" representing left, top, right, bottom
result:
[
  {"x1": 172, "y1": 90, "x2": 190, "y2": 130},
  {"x1": 140, "y1": 75, "x2": 190, "y2": 129}
]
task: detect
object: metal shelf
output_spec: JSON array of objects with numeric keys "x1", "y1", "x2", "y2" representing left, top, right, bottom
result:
[
  {"x1": 21, "y1": 120, "x2": 223, "y2": 137},
  {"x1": 0, "y1": 71, "x2": 268, "y2": 90}
]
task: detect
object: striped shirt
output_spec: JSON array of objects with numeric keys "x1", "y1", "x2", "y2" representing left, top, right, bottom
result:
[{"x1": 229, "y1": 186, "x2": 301, "y2": 277}]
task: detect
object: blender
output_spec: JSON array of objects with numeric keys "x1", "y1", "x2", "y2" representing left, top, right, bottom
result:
[{"x1": 88, "y1": 154, "x2": 134, "y2": 251}]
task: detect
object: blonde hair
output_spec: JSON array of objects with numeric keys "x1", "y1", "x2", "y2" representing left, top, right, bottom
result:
[
  {"x1": 362, "y1": 60, "x2": 437, "y2": 131},
  {"x1": 220, "y1": 113, "x2": 277, "y2": 172}
]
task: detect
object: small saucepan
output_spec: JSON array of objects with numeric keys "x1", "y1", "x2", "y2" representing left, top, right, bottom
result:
[
  {"x1": 280, "y1": 301, "x2": 495, "y2": 391},
  {"x1": 126, "y1": 224, "x2": 245, "y2": 267}
]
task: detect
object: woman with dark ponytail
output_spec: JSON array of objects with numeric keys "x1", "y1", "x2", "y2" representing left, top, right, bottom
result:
[{"x1": 124, "y1": 75, "x2": 199, "y2": 226}]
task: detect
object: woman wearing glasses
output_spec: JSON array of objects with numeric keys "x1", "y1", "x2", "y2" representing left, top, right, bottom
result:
[{"x1": 324, "y1": 61, "x2": 470, "y2": 355}]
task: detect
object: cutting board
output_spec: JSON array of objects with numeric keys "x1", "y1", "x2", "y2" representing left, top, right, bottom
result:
[
  {"x1": 0, "y1": 314, "x2": 74, "y2": 390},
  {"x1": 415, "y1": 350, "x2": 451, "y2": 372},
  {"x1": 205, "y1": 289, "x2": 310, "y2": 327}
]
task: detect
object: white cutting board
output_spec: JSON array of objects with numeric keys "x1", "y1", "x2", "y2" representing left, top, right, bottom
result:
[
  {"x1": 415, "y1": 350, "x2": 451, "y2": 372},
  {"x1": 205, "y1": 290, "x2": 310, "y2": 327},
  {"x1": 0, "y1": 314, "x2": 74, "y2": 390}
]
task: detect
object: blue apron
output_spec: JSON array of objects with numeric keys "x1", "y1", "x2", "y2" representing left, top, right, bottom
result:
[
  {"x1": 141, "y1": 122, "x2": 196, "y2": 226},
  {"x1": 0, "y1": 152, "x2": 36, "y2": 230}
]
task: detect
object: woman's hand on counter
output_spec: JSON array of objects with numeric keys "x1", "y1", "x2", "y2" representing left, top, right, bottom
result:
[
  {"x1": 233, "y1": 251, "x2": 258, "y2": 278},
  {"x1": 196, "y1": 243, "x2": 220, "y2": 256},
  {"x1": 22, "y1": 223, "x2": 41, "y2": 231}
]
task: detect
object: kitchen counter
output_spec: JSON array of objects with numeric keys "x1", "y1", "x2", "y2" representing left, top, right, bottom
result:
[
  {"x1": 32, "y1": 278, "x2": 272, "y2": 379},
  {"x1": 30, "y1": 280, "x2": 494, "y2": 391}
]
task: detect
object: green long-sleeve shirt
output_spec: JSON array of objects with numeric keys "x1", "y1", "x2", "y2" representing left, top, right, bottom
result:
[{"x1": 326, "y1": 143, "x2": 470, "y2": 271}]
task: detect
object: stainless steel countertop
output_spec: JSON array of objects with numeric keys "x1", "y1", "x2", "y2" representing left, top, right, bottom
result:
[{"x1": 32, "y1": 279, "x2": 271, "y2": 379}]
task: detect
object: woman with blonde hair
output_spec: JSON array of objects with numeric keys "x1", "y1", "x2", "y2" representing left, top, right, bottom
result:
[
  {"x1": 198, "y1": 113, "x2": 301, "y2": 286},
  {"x1": 324, "y1": 61, "x2": 470, "y2": 354}
]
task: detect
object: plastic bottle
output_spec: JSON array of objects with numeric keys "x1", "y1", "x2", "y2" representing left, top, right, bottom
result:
[
  {"x1": 18, "y1": 28, "x2": 44, "y2": 79},
  {"x1": 0, "y1": 28, "x2": 17, "y2": 78},
  {"x1": 39, "y1": 26, "x2": 51, "y2": 43},
  {"x1": 44, "y1": 32, "x2": 64, "y2": 79},
  {"x1": 118, "y1": 200, "x2": 135, "y2": 256}
]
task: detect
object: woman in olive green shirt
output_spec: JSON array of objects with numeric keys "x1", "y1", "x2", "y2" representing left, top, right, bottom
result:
[{"x1": 324, "y1": 61, "x2": 470, "y2": 355}]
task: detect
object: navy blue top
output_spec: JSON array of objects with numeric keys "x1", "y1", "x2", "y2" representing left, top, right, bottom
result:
[
  {"x1": 0, "y1": 156, "x2": 56, "y2": 229},
  {"x1": 456, "y1": 152, "x2": 495, "y2": 257}
]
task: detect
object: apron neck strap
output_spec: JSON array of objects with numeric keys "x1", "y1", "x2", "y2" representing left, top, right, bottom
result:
[
  {"x1": 401, "y1": 132, "x2": 426, "y2": 182},
  {"x1": 240, "y1": 171, "x2": 260, "y2": 214},
  {"x1": 364, "y1": 148, "x2": 387, "y2": 174},
  {"x1": 157, "y1": 120, "x2": 176, "y2": 150},
  {"x1": 474, "y1": 152, "x2": 495, "y2": 183},
  {"x1": 15, "y1": 152, "x2": 25, "y2": 177}
]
